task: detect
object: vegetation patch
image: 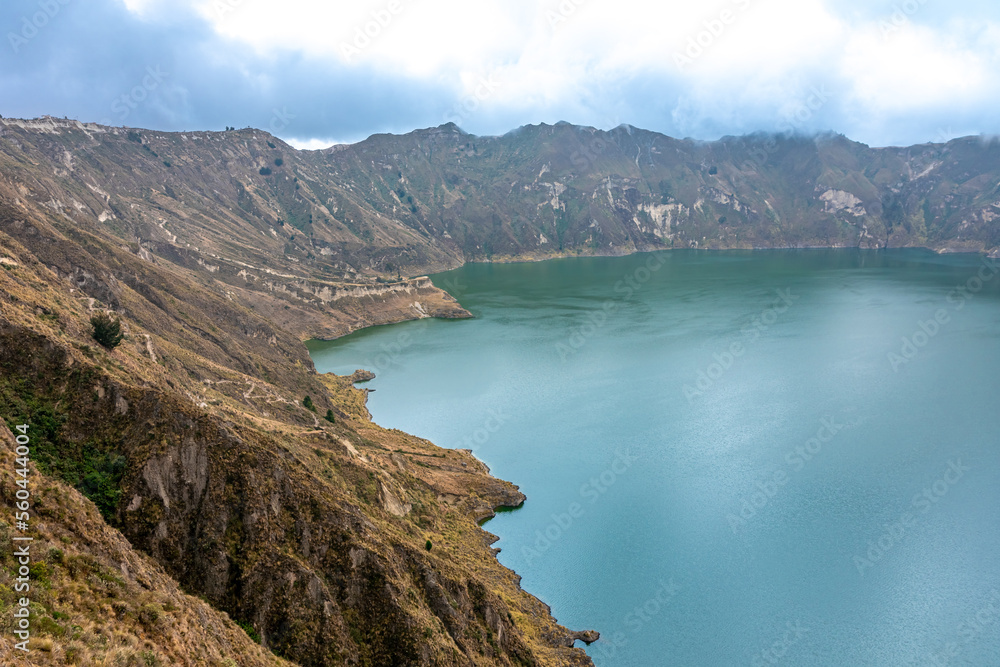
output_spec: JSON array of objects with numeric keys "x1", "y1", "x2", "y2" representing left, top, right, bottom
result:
[
  {"x1": 90, "y1": 312, "x2": 124, "y2": 349},
  {"x1": 1, "y1": 375, "x2": 126, "y2": 524}
]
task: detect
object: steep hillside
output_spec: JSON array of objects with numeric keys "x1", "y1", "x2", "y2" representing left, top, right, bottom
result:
[
  {"x1": 0, "y1": 117, "x2": 471, "y2": 344},
  {"x1": 2, "y1": 115, "x2": 999, "y2": 664},
  {"x1": 0, "y1": 186, "x2": 595, "y2": 663},
  {"x1": 316, "y1": 123, "x2": 1000, "y2": 260},
  {"x1": 0, "y1": 424, "x2": 295, "y2": 667},
  {"x1": 2, "y1": 117, "x2": 998, "y2": 293}
]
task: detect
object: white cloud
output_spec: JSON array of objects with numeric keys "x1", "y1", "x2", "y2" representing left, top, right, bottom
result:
[
  {"x1": 841, "y1": 23, "x2": 988, "y2": 113},
  {"x1": 111, "y1": 0, "x2": 1000, "y2": 144},
  {"x1": 190, "y1": 0, "x2": 525, "y2": 77},
  {"x1": 120, "y1": 0, "x2": 158, "y2": 14},
  {"x1": 284, "y1": 137, "x2": 343, "y2": 150}
]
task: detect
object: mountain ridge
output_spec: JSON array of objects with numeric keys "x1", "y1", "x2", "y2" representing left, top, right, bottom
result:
[
  {"x1": 0, "y1": 118, "x2": 597, "y2": 665},
  {"x1": 2, "y1": 114, "x2": 1000, "y2": 664},
  {"x1": 4, "y1": 116, "x2": 999, "y2": 278}
]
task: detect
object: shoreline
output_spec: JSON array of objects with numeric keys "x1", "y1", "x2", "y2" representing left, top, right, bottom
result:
[
  {"x1": 325, "y1": 368, "x2": 601, "y2": 651},
  {"x1": 454, "y1": 242, "x2": 997, "y2": 268},
  {"x1": 310, "y1": 243, "x2": 998, "y2": 343},
  {"x1": 302, "y1": 242, "x2": 1000, "y2": 660}
]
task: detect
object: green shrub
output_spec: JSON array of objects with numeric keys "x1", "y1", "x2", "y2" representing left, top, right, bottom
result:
[
  {"x1": 138, "y1": 603, "x2": 162, "y2": 627},
  {"x1": 259, "y1": 167, "x2": 272, "y2": 176},
  {"x1": 425, "y1": 540, "x2": 432, "y2": 551},
  {"x1": 303, "y1": 396, "x2": 316, "y2": 412},
  {"x1": 79, "y1": 454, "x2": 126, "y2": 521},
  {"x1": 325, "y1": 409, "x2": 336, "y2": 424},
  {"x1": 236, "y1": 620, "x2": 261, "y2": 643},
  {"x1": 28, "y1": 561, "x2": 50, "y2": 584},
  {"x1": 90, "y1": 313, "x2": 124, "y2": 350}
]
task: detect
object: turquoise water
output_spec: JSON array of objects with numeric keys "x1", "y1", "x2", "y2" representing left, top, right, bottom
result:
[{"x1": 307, "y1": 249, "x2": 1000, "y2": 666}]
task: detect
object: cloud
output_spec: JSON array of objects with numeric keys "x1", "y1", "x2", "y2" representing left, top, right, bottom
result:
[
  {"x1": 0, "y1": 0, "x2": 454, "y2": 143},
  {"x1": 1, "y1": 0, "x2": 999, "y2": 147}
]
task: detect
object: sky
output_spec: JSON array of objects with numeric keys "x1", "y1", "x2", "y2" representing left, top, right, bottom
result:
[{"x1": 1, "y1": 0, "x2": 999, "y2": 148}]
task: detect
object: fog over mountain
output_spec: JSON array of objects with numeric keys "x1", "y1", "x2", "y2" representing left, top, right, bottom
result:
[{"x1": 3, "y1": 0, "x2": 1000, "y2": 147}]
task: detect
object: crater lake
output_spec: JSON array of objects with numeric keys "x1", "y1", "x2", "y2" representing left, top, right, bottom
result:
[{"x1": 308, "y1": 249, "x2": 1000, "y2": 666}]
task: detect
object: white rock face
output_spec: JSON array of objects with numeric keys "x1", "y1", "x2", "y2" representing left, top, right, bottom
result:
[
  {"x1": 820, "y1": 190, "x2": 866, "y2": 217},
  {"x1": 637, "y1": 202, "x2": 683, "y2": 238}
]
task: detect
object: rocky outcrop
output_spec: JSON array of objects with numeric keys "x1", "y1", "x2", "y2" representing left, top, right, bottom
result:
[
  {"x1": 348, "y1": 369, "x2": 376, "y2": 383},
  {"x1": 0, "y1": 200, "x2": 598, "y2": 666},
  {"x1": 567, "y1": 631, "x2": 601, "y2": 646},
  {"x1": 819, "y1": 189, "x2": 867, "y2": 217},
  {"x1": 0, "y1": 425, "x2": 293, "y2": 667}
]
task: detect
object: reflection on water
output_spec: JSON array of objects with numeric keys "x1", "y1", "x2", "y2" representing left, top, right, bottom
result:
[{"x1": 309, "y1": 249, "x2": 1000, "y2": 666}]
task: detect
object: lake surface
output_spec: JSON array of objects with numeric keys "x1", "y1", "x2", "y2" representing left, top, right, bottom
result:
[{"x1": 308, "y1": 249, "x2": 1000, "y2": 666}]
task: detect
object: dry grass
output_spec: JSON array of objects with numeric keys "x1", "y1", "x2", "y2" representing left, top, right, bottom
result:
[{"x1": 0, "y1": 175, "x2": 595, "y2": 665}]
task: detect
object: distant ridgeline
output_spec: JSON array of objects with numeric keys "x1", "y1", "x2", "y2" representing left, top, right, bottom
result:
[{"x1": 0, "y1": 117, "x2": 998, "y2": 286}]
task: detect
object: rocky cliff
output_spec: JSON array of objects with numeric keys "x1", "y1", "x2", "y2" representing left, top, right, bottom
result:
[
  {"x1": 3, "y1": 118, "x2": 999, "y2": 286},
  {"x1": 0, "y1": 182, "x2": 593, "y2": 664}
]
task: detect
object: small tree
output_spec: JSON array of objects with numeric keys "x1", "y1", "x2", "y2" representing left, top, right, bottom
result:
[
  {"x1": 325, "y1": 409, "x2": 336, "y2": 424},
  {"x1": 303, "y1": 396, "x2": 316, "y2": 412},
  {"x1": 90, "y1": 313, "x2": 124, "y2": 350},
  {"x1": 425, "y1": 540, "x2": 432, "y2": 551}
]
